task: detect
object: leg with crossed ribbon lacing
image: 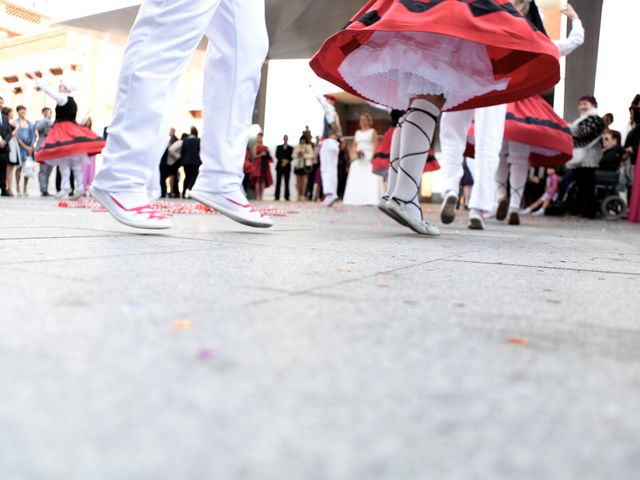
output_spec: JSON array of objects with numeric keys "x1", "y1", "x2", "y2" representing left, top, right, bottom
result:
[
  {"x1": 382, "y1": 126, "x2": 403, "y2": 201},
  {"x1": 508, "y1": 159, "x2": 529, "y2": 211},
  {"x1": 390, "y1": 99, "x2": 440, "y2": 222}
]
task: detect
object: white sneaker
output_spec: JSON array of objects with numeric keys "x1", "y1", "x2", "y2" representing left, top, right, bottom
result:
[
  {"x1": 189, "y1": 189, "x2": 273, "y2": 228},
  {"x1": 55, "y1": 189, "x2": 70, "y2": 199},
  {"x1": 532, "y1": 209, "x2": 545, "y2": 217},
  {"x1": 322, "y1": 194, "x2": 339, "y2": 208},
  {"x1": 69, "y1": 190, "x2": 85, "y2": 201},
  {"x1": 468, "y1": 209, "x2": 485, "y2": 230},
  {"x1": 440, "y1": 191, "x2": 458, "y2": 225},
  {"x1": 377, "y1": 196, "x2": 410, "y2": 228},
  {"x1": 387, "y1": 198, "x2": 440, "y2": 237},
  {"x1": 90, "y1": 186, "x2": 172, "y2": 230}
]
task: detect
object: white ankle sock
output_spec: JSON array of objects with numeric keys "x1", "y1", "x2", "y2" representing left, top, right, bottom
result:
[
  {"x1": 509, "y1": 162, "x2": 529, "y2": 210},
  {"x1": 384, "y1": 126, "x2": 403, "y2": 199},
  {"x1": 391, "y1": 99, "x2": 440, "y2": 221}
]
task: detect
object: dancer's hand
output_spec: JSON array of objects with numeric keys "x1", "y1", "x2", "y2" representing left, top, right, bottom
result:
[{"x1": 561, "y1": 4, "x2": 579, "y2": 20}]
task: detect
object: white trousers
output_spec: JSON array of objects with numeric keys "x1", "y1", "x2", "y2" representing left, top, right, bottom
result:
[
  {"x1": 93, "y1": 0, "x2": 268, "y2": 195},
  {"x1": 56, "y1": 155, "x2": 87, "y2": 193},
  {"x1": 320, "y1": 138, "x2": 339, "y2": 197},
  {"x1": 439, "y1": 104, "x2": 507, "y2": 212}
]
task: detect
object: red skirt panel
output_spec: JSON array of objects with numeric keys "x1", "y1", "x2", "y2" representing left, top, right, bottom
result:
[
  {"x1": 36, "y1": 121, "x2": 105, "y2": 163},
  {"x1": 466, "y1": 95, "x2": 573, "y2": 167},
  {"x1": 504, "y1": 95, "x2": 573, "y2": 166},
  {"x1": 310, "y1": 0, "x2": 560, "y2": 111},
  {"x1": 371, "y1": 127, "x2": 440, "y2": 176}
]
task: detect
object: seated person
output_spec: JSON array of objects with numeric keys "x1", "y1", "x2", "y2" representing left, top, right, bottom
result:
[
  {"x1": 523, "y1": 167, "x2": 560, "y2": 216},
  {"x1": 599, "y1": 129, "x2": 625, "y2": 171}
]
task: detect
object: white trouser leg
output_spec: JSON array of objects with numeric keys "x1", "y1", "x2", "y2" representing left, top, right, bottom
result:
[
  {"x1": 384, "y1": 126, "x2": 402, "y2": 198},
  {"x1": 193, "y1": 0, "x2": 268, "y2": 194},
  {"x1": 320, "y1": 138, "x2": 339, "y2": 197},
  {"x1": 59, "y1": 159, "x2": 71, "y2": 192},
  {"x1": 439, "y1": 109, "x2": 474, "y2": 196},
  {"x1": 93, "y1": 0, "x2": 225, "y2": 194},
  {"x1": 507, "y1": 141, "x2": 531, "y2": 210},
  {"x1": 70, "y1": 155, "x2": 87, "y2": 194},
  {"x1": 468, "y1": 104, "x2": 507, "y2": 212}
]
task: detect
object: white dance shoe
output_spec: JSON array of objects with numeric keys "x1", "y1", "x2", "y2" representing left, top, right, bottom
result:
[
  {"x1": 322, "y1": 194, "x2": 339, "y2": 208},
  {"x1": 387, "y1": 198, "x2": 440, "y2": 237},
  {"x1": 377, "y1": 196, "x2": 410, "y2": 228},
  {"x1": 189, "y1": 189, "x2": 273, "y2": 228},
  {"x1": 90, "y1": 186, "x2": 172, "y2": 230},
  {"x1": 468, "y1": 209, "x2": 486, "y2": 230},
  {"x1": 440, "y1": 192, "x2": 458, "y2": 225}
]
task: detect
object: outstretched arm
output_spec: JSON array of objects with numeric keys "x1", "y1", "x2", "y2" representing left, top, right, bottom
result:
[
  {"x1": 310, "y1": 86, "x2": 336, "y2": 124},
  {"x1": 36, "y1": 79, "x2": 68, "y2": 106},
  {"x1": 554, "y1": 4, "x2": 585, "y2": 57},
  {"x1": 26, "y1": 73, "x2": 68, "y2": 106}
]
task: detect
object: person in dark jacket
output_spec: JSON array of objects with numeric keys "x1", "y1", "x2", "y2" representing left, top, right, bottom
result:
[
  {"x1": 159, "y1": 128, "x2": 179, "y2": 197},
  {"x1": 274, "y1": 135, "x2": 293, "y2": 201},
  {"x1": 181, "y1": 126, "x2": 201, "y2": 198},
  {"x1": 600, "y1": 130, "x2": 625, "y2": 171},
  {"x1": 0, "y1": 97, "x2": 13, "y2": 196}
]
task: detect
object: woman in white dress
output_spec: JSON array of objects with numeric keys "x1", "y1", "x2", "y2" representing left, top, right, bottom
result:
[{"x1": 343, "y1": 114, "x2": 382, "y2": 205}]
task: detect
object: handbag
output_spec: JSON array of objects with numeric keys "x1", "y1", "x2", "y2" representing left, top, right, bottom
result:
[
  {"x1": 21, "y1": 156, "x2": 37, "y2": 178},
  {"x1": 570, "y1": 135, "x2": 602, "y2": 168}
]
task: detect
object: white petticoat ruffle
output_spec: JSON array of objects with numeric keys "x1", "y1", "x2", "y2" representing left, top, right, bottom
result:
[{"x1": 339, "y1": 31, "x2": 511, "y2": 111}]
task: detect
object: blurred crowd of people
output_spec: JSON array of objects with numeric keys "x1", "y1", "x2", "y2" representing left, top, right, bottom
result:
[{"x1": 0, "y1": 97, "x2": 101, "y2": 199}]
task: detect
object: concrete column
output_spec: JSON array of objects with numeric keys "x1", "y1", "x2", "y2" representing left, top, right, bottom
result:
[
  {"x1": 252, "y1": 60, "x2": 269, "y2": 129},
  {"x1": 563, "y1": 0, "x2": 603, "y2": 120}
]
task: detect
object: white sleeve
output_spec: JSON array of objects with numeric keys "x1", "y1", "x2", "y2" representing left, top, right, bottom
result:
[
  {"x1": 553, "y1": 19, "x2": 585, "y2": 57},
  {"x1": 315, "y1": 92, "x2": 336, "y2": 124},
  {"x1": 36, "y1": 79, "x2": 68, "y2": 106}
]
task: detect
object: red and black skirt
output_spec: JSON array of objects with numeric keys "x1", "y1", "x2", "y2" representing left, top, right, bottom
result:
[
  {"x1": 372, "y1": 127, "x2": 440, "y2": 176},
  {"x1": 466, "y1": 95, "x2": 573, "y2": 166},
  {"x1": 503, "y1": 95, "x2": 573, "y2": 166},
  {"x1": 310, "y1": 0, "x2": 560, "y2": 111},
  {"x1": 35, "y1": 121, "x2": 105, "y2": 163}
]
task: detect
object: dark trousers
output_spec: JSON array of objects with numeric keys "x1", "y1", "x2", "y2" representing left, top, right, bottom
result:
[
  {"x1": 0, "y1": 157, "x2": 7, "y2": 194},
  {"x1": 275, "y1": 167, "x2": 291, "y2": 200},
  {"x1": 306, "y1": 164, "x2": 318, "y2": 199},
  {"x1": 160, "y1": 162, "x2": 180, "y2": 197},
  {"x1": 574, "y1": 167, "x2": 598, "y2": 218},
  {"x1": 183, "y1": 164, "x2": 200, "y2": 196}
]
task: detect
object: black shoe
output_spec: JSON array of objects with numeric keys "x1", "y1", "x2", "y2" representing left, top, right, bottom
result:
[
  {"x1": 496, "y1": 197, "x2": 509, "y2": 221},
  {"x1": 41, "y1": 191, "x2": 50, "y2": 197}
]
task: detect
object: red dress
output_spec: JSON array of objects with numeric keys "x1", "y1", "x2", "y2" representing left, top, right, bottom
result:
[
  {"x1": 466, "y1": 95, "x2": 574, "y2": 167},
  {"x1": 310, "y1": 0, "x2": 560, "y2": 111},
  {"x1": 628, "y1": 150, "x2": 640, "y2": 223},
  {"x1": 251, "y1": 145, "x2": 274, "y2": 188},
  {"x1": 35, "y1": 97, "x2": 105, "y2": 163}
]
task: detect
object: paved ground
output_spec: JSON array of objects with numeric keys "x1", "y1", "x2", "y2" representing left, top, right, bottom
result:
[{"x1": 1, "y1": 195, "x2": 639, "y2": 480}]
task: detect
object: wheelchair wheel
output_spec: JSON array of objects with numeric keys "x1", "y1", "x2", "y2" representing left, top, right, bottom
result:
[{"x1": 601, "y1": 195, "x2": 627, "y2": 219}]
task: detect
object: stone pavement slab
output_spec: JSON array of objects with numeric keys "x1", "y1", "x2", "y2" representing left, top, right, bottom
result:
[{"x1": 0, "y1": 197, "x2": 639, "y2": 480}]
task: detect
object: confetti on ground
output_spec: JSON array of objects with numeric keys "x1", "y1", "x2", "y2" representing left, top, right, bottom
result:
[
  {"x1": 454, "y1": 303, "x2": 466, "y2": 308},
  {"x1": 507, "y1": 337, "x2": 530, "y2": 346},
  {"x1": 58, "y1": 199, "x2": 301, "y2": 217},
  {"x1": 377, "y1": 284, "x2": 392, "y2": 289},
  {"x1": 197, "y1": 349, "x2": 216, "y2": 360},
  {"x1": 546, "y1": 299, "x2": 562, "y2": 305},
  {"x1": 336, "y1": 268, "x2": 352, "y2": 273},
  {"x1": 173, "y1": 320, "x2": 193, "y2": 330}
]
